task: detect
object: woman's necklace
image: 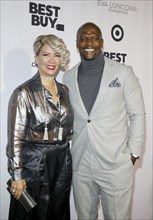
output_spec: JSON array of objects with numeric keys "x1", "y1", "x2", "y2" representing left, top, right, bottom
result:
[
  {"x1": 43, "y1": 89, "x2": 49, "y2": 141},
  {"x1": 41, "y1": 77, "x2": 59, "y2": 105},
  {"x1": 41, "y1": 76, "x2": 55, "y2": 80},
  {"x1": 42, "y1": 82, "x2": 63, "y2": 142}
]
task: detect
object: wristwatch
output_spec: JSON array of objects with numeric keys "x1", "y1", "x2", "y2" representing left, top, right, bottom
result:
[{"x1": 131, "y1": 153, "x2": 139, "y2": 159}]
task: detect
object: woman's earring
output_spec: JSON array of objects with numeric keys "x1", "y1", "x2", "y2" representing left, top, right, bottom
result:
[{"x1": 31, "y1": 62, "x2": 38, "y2": 67}]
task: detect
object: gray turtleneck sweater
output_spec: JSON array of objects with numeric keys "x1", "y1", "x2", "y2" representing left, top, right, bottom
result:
[{"x1": 77, "y1": 53, "x2": 105, "y2": 114}]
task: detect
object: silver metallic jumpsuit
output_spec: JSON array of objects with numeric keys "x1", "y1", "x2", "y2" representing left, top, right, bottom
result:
[{"x1": 6, "y1": 73, "x2": 74, "y2": 220}]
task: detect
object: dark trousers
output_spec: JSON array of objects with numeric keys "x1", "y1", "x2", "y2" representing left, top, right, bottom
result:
[{"x1": 8, "y1": 141, "x2": 72, "y2": 220}]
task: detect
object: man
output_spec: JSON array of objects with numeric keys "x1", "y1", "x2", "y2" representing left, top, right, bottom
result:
[{"x1": 63, "y1": 22, "x2": 145, "y2": 220}]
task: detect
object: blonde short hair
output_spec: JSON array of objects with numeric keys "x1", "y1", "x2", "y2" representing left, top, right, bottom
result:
[{"x1": 33, "y1": 34, "x2": 70, "y2": 70}]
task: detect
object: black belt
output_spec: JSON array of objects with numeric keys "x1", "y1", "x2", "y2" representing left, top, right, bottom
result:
[{"x1": 25, "y1": 139, "x2": 67, "y2": 146}]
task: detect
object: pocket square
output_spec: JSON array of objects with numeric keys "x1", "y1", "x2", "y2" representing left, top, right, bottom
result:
[{"x1": 109, "y1": 77, "x2": 121, "y2": 87}]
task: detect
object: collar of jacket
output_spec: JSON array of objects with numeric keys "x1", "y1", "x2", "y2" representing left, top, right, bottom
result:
[{"x1": 29, "y1": 72, "x2": 65, "y2": 95}]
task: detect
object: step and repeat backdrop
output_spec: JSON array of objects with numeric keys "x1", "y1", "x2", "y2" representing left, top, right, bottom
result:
[{"x1": 1, "y1": 1, "x2": 152, "y2": 219}]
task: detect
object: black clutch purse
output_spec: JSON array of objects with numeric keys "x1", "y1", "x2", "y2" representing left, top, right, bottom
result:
[{"x1": 7, "y1": 179, "x2": 37, "y2": 212}]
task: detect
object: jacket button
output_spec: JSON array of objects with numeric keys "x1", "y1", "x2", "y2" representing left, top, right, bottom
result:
[{"x1": 87, "y1": 119, "x2": 91, "y2": 123}]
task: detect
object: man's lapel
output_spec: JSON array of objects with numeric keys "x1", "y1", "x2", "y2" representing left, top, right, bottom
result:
[
  {"x1": 72, "y1": 65, "x2": 88, "y2": 117},
  {"x1": 90, "y1": 57, "x2": 114, "y2": 115}
]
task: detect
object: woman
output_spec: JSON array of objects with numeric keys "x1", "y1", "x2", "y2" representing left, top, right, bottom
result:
[{"x1": 6, "y1": 34, "x2": 74, "y2": 220}]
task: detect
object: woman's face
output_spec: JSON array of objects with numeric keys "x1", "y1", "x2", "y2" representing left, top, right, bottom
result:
[{"x1": 35, "y1": 44, "x2": 61, "y2": 78}]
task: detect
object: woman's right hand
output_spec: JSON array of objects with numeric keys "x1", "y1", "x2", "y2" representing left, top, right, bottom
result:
[{"x1": 11, "y1": 179, "x2": 27, "y2": 200}]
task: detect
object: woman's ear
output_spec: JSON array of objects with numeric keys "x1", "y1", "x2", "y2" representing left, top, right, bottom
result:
[{"x1": 34, "y1": 55, "x2": 38, "y2": 64}]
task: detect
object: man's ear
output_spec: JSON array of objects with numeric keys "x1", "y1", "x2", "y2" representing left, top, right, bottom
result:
[
  {"x1": 76, "y1": 40, "x2": 79, "y2": 49},
  {"x1": 101, "y1": 39, "x2": 104, "y2": 49}
]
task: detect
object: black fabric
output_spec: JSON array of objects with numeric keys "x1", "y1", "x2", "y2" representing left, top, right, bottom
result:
[{"x1": 8, "y1": 141, "x2": 72, "y2": 220}]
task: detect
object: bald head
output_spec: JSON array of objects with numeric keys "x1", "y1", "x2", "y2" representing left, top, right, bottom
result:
[{"x1": 77, "y1": 22, "x2": 103, "y2": 41}]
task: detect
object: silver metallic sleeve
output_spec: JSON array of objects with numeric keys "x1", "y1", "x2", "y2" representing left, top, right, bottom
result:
[{"x1": 7, "y1": 89, "x2": 28, "y2": 180}]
